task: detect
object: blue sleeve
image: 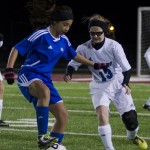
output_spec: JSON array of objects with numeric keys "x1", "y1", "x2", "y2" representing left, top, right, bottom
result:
[
  {"x1": 14, "y1": 37, "x2": 34, "y2": 56},
  {"x1": 63, "y1": 44, "x2": 77, "y2": 61}
]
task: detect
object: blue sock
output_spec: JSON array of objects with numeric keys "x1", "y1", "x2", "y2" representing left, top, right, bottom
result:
[
  {"x1": 50, "y1": 132, "x2": 64, "y2": 143},
  {"x1": 36, "y1": 106, "x2": 49, "y2": 139}
]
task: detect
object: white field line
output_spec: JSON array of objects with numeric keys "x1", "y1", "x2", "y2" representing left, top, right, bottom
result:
[
  {"x1": 2, "y1": 101, "x2": 150, "y2": 116},
  {"x1": 3, "y1": 93, "x2": 150, "y2": 101},
  {"x1": 8, "y1": 123, "x2": 54, "y2": 127},
  {"x1": 3, "y1": 106, "x2": 150, "y2": 116},
  {"x1": 4, "y1": 86, "x2": 150, "y2": 91},
  {"x1": 5, "y1": 118, "x2": 56, "y2": 127},
  {"x1": 0, "y1": 128, "x2": 150, "y2": 140}
]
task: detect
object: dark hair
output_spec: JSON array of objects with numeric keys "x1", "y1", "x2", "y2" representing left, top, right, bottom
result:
[
  {"x1": 26, "y1": 0, "x2": 73, "y2": 30},
  {"x1": 82, "y1": 14, "x2": 116, "y2": 39}
]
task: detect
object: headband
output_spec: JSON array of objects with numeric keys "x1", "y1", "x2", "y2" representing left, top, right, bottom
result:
[
  {"x1": 51, "y1": 11, "x2": 74, "y2": 21},
  {"x1": 88, "y1": 20, "x2": 108, "y2": 33}
]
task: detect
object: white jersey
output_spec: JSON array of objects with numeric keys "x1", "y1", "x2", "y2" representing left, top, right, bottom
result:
[
  {"x1": 0, "y1": 72, "x2": 3, "y2": 81},
  {"x1": 144, "y1": 46, "x2": 150, "y2": 68},
  {"x1": 0, "y1": 41, "x2": 3, "y2": 48},
  {"x1": 68, "y1": 37, "x2": 131, "y2": 83}
]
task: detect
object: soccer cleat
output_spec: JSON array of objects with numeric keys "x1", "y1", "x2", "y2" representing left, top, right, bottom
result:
[
  {"x1": 38, "y1": 134, "x2": 58, "y2": 149},
  {"x1": 0, "y1": 120, "x2": 9, "y2": 127},
  {"x1": 47, "y1": 143, "x2": 67, "y2": 150},
  {"x1": 143, "y1": 98, "x2": 150, "y2": 110},
  {"x1": 132, "y1": 136, "x2": 148, "y2": 150},
  {"x1": 143, "y1": 104, "x2": 150, "y2": 110}
]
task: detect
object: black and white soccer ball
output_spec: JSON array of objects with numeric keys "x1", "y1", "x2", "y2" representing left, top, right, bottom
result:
[{"x1": 47, "y1": 143, "x2": 67, "y2": 150}]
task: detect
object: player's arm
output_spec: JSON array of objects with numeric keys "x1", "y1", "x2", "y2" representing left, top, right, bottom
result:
[
  {"x1": 114, "y1": 44, "x2": 132, "y2": 92},
  {"x1": 4, "y1": 47, "x2": 18, "y2": 84},
  {"x1": 64, "y1": 52, "x2": 95, "y2": 82},
  {"x1": 73, "y1": 53, "x2": 108, "y2": 69},
  {"x1": 122, "y1": 68, "x2": 132, "y2": 94},
  {"x1": 0, "y1": 33, "x2": 3, "y2": 48},
  {"x1": 64, "y1": 52, "x2": 110, "y2": 82},
  {"x1": 73, "y1": 53, "x2": 94, "y2": 67},
  {"x1": 6, "y1": 47, "x2": 18, "y2": 68},
  {"x1": 64, "y1": 65, "x2": 75, "y2": 82}
]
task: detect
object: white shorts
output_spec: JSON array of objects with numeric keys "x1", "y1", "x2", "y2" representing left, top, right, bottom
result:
[
  {"x1": 0, "y1": 72, "x2": 3, "y2": 81},
  {"x1": 89, "y1": 74, "x2": 135, "y2": 116}
]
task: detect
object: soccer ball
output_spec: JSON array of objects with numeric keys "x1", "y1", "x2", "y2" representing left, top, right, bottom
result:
[{"x1": 47, "y1": 143, "x2": 67, "y2": 150}]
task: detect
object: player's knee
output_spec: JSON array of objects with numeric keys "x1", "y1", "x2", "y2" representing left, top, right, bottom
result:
[
  {"x1": 57, "y1": 109, "x2": 68, "y2": 125},
  {"x1": 62, "y1": 109, "x2": 68, "y2": 122},
  {"x1": 122, "y1": 110, "x2": 138, "y2": 131}
]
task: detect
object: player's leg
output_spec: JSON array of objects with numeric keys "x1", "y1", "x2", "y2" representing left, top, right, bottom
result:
[
  {"x1": 143, "y1": 98, "x2": 150, "y2": 110},
  {"x1": 96, "y1": 105, "x2": 115, "y2": 150},
  {"x1": 0, "y1": 72, "x2": 9, "y2": 126},
  {"x1": 49, "y1": 101, "x2": 68, "y2": 147},
  {"x1": 29, "y1": 80, "x2": 58, "y2": 149},
  {"x1": 115, "y1": 87, "x2": 148, "y2": 150},
  {"x1": 122, "y1": 110, "x2": 148, "y2": 149},
  {"x1": 90, "y1": 81, "x2": 115, "y2": 150},
  {"x1": 143, "y1": 51, "x2": 150, "y2": 110},
  {"x1": 40, "y1": 81, "x2": 68, "y2": 149},
  {"x1": 18, "y1": 75, "x2": 57, "y2": 149}
]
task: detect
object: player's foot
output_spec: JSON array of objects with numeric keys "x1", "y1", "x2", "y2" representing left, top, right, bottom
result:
[
  {"x1": 38, "y1": 134, "x2": 58, "y2": 149},
  {"x1": 132, "y1": 136, "x2": 148, "y2": 150},
  {"x1": 143, "y1": 98, "x2": 150, "y2": 110},
  {"x1": 143, "y1": 103, "x2": 150, "y2": 110},
  {"x1": 46, "y1": 143, "x2": 67, "y2": 150},
  {"x1": 0, "y1": 120, "x2": 9, "y2": 127}
]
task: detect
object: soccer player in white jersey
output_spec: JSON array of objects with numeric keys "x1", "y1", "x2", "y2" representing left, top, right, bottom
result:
[
  {"x1": 143, "y1": 46, "x2": 150, "y2": 110},
  {"x1": 64, "y1": 14, "x2": 148, "y2": 150},
  {"x1": 0, "y1": 33, "x2": 9, "y2": 127},
  {"x1": 4, "y1": 1, "x2": 104, "y2": 149}
]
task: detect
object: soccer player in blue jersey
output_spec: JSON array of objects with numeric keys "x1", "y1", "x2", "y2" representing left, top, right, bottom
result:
[
  {"x1": 4, "y1": 0, "x2": 104, "y2": 149},
  {"x1": 64, "y1": 14, "x2": 148, "y2": 150}
]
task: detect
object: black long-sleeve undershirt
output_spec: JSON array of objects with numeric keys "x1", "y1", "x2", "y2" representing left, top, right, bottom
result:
[{"x1": 122, "y1": 69, "x2": 132, "y2": 86}]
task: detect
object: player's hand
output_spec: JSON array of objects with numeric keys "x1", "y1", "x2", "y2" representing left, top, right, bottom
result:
[
  {"x1": 123, "y1": 84, "x2": 131, "y2": 95},
  {"x1": 64, "y1": 74, "x2": 72, "y2": 82},
  {"x1": 0, "y1": 33, "x2": 3, "y2": 48},
  {"x1": 4, "y1": 68, "x2": 15, "y2": 85},
  {"x1": 94, "y1": 63, "x2": 109, "y2": 70}
]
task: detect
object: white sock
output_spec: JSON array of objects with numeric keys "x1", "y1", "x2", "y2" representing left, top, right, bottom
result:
[
  {"x1": 146, "y1": 98, "x2": 150, "y2": 105},
  {"x1": 127, "y1": 126, "x2": 139, "y2": 139},
  {"x1": 98, "y1": 124, "x2": 115, "y2": 150},
  {"x1": 0, "y1": 99, "x2": 3, "y2": 120}
]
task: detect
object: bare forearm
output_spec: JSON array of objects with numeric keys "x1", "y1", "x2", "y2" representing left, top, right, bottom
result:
[
  {"x1": 6, "y1": 47, "x2": 18, "y2": 68},
  {"x1": 73, "y1": 53, "x2": 94, "y2": 67}
]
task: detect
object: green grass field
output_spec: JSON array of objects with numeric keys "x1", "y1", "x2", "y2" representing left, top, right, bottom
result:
[{"x1": 0, "y1": 80, "x2": 150, "y2": 150}]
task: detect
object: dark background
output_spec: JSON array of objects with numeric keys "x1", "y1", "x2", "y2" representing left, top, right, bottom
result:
[{"x1": 0, "y1": 0, "x2": 150, "y2": 74}]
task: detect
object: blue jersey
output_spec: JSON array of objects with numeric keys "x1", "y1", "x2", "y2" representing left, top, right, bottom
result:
[{"x1": 15, "y1": 27, "x2": 77, "y2": 78}]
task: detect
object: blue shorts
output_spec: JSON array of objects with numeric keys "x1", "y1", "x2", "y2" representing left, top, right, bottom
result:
[{"x1": 17, "y1": 69, "x2": 62, "y2": 105}]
